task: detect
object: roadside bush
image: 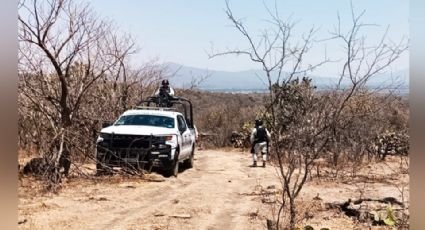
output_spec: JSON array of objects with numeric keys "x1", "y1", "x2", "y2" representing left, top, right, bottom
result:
[{"x1": 178, "y1": 90, "x2": 264, "y2": 148}]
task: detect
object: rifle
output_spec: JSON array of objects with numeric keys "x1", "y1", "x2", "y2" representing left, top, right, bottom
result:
[
  {"x1": 250, "y1": 141, "x2": 257, "y2": 154},
  {"x1": 158, "y1": 87, "x2": 172, "y2": 107},
  {"x1": 250, "y1": 139, "x2": 268, "y2": 155}
]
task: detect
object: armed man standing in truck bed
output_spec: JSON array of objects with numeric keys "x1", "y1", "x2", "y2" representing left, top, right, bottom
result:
[{"x1": 250, "y1": 119, "x2": 271, "y2": 167}]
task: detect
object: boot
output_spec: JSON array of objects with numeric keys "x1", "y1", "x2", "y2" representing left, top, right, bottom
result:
[
  {"x1": 262, "y1": 161, "x2": 266, "y2": 167},
  {"x1": 252, "y1": 161, "x2": 257, "y2": 167}
]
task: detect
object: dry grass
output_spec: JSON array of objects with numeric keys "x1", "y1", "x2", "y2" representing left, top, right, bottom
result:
[{"x1": 18, "y1": 149, "x2": 409, "y2": 229}]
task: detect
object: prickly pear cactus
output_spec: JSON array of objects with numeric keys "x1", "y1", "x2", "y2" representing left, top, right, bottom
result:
[{"x1": 372, "y1": 131, "x2": 409, "y2": 160}]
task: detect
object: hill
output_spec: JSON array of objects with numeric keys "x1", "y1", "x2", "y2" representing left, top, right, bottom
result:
[{"x1": 164, "y1": 62, "x2": 409, "y2": 94}]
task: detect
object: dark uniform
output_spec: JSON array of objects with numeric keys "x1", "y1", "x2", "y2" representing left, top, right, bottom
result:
[{"x1": 250, "y1": 120, "x2": 271, "y2": 167}]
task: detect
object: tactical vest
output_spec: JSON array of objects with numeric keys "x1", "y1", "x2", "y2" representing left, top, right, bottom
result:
[
  {"x1": 159, "y1": 86, "x2": 171, "y2": 95},
  {"x1": 255, "y1": 127, "x2": 268, "y2": 142}
]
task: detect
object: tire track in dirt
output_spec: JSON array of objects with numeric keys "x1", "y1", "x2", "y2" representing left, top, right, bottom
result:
[
  {"x1": 19, "y1": 151, "x2": 409, "y2": 230},
  {"x1": 119, "y1": 150, "x2": 275, "y2": 230},
  {"x1": 19, "y1": 149, "x2": 280, "y2": 230}
]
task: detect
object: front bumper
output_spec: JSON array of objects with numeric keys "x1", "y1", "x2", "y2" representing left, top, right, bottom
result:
[{"x1": 96, "y1": 134, "x2": 176, "y2": 169}]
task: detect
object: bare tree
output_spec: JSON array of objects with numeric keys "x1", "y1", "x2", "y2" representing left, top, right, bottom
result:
[
  {"x1": 209, "y1": 0, "x2": 329, "y2": 128},
  {"x1": 210, "y1": 1, "x2": 407, "y2": 229},
  {"x1": 18, "y1": 0, "x2": 138, "y2": 188},
  {"x1": 209, "y1": 1, "x2": 328, "y2": 228},
  {"x1": 324, "y1": 3, "x2": 408, "y2": 167}
]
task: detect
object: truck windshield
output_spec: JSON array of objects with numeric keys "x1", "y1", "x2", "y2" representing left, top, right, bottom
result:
[{"x1": 114, "y1": 115, "x2": 175, "y2": 128}]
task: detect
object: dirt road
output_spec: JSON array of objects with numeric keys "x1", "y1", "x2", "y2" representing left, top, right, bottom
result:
[
  {"x1": 19, "y1": 149, "x2": 409, "y2": 229},
  {"x1": 19, "y1": 149, "x2": 281, "y2": 230}
]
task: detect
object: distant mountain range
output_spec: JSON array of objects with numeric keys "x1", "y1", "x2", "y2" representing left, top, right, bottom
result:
[{"x1": 164, "y1": 62, "x2": 409, "y2": 94}]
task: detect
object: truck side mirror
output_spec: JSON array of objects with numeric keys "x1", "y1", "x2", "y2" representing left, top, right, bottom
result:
[
  {"x1": 186, "y1": 120, "x2": 193, "y2": 128},
  {"x1": 102, "y1": 121, "x2": 113, "y2": 128},
  {"x1": 179, "y1": 126, "x2": 186, "y2": 133}
]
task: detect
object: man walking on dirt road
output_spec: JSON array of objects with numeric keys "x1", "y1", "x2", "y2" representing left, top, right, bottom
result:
[{"x1": 250, "y1": 119, "x2": 271, "y2": 167}]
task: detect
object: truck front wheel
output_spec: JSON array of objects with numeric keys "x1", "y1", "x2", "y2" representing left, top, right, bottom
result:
[
  {"x1": 165, "y1": 152, "x2": 179, "y2": 177},
  {"x1": 183, "y1": 146, "x2": 194, "y2": 169},
  {"x1": 96, "y1": 163, "x2": 107, "y2": 176}
]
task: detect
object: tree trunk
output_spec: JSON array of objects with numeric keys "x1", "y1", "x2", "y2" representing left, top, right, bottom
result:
[{"x1": 289, "y1": 197, "x2": 296, "y2": 230}]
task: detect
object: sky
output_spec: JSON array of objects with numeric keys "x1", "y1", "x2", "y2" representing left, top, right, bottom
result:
[{"x1": 89, "y1": 0, "x2": 409, "y2": 77}]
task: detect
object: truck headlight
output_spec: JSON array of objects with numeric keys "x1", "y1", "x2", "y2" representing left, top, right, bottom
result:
[
  {"x1": 97, "y1": 132, "x2": 111, "y2": 143},
  {"x1": 100, "y1": 132, "x2": 111, "y2": 139},
  {"x1": 164, "y1": 135, "x2": 177, "y2": 146},
  {"x1": 96, "y1": 137, "x2": 104, "y2": 143},
  {"x1": 159, "y1": 135, "x2": 173, "y2": 141}
]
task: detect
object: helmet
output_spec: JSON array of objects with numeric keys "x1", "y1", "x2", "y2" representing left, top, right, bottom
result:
[
  {"x1": 255, "y1": 119, "x2": 263, "y2": 127},
  {"x1": 161, "y1": 79, "x2": 170, "y2": 86}
]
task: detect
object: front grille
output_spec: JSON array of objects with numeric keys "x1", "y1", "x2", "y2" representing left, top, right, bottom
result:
[
  {"x1": 104, "y1": 134, "x2": 162, "y2": 149},
  {"x1": 97, "y1": 134, "x2": 173, "y2": 166}
]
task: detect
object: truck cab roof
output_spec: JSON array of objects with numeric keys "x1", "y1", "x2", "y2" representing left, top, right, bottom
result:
[{"x1": 121, "y1": 108, "x2": 183, "y2": 118}]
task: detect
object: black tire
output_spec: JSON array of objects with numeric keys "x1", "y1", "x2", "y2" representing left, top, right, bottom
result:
[
  {"x1": 183, "y1": 147, "x2": 195, "y2": 169},
  {"x1": 145, "y1": 162, "x2": 153, "y2": 173},
  {"x1": 96, "y1": 161, "x2": 113, "y2": 176},
  {"x1": 165, "y1": 160, "x2": 179, "y2": 177},
  {"x1": 165, "y1": 152, "x2": 179, "y2": 177},
  {"x1": 96, "y1": 163, "x2": 106, "y2": 176}
]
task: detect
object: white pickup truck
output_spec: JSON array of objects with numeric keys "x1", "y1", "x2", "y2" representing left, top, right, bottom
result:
[{"x1": 96, "y1": 107, "x2": 196, "y2": 177}]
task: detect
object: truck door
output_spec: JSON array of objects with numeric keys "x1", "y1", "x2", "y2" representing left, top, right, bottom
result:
[{"x1": 177, "y1": 115, "x2": 190, "y2": 157}]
